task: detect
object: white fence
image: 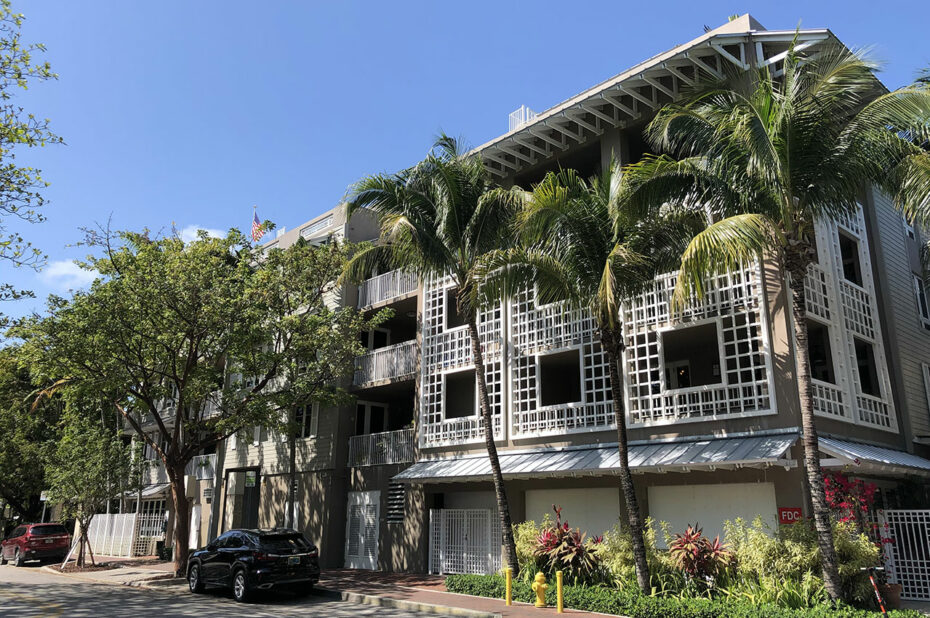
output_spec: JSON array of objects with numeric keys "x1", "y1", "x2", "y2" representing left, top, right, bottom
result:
[
  {"x1": 354, "y1": 340, "x2": 417, "y2": 385},
  {"x1": 347, "y1": 428, "x2": 415, "y2": 467},
  {"x1": 357, "y1": 270, "x2": 418, "y2": 308},
  {"x1": 880, "y1": 509, "x2": 930, "y2": 600},
  {"x1": 83, "y1": 513, "x2": 136, "y2": 558},
  {"x1": 429, "y1": 509, "x2": 502, "y2": 575}
]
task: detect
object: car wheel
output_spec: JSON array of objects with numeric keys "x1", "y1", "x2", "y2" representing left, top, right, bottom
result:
[
  {"x1": 188, "y1": 562, "x2": 205, "y2": 593},
  {"x1": 13, "y1": 549, "x2": 24, "y2": 567},
  {"x1": 0, "y1": 550, "x2": 7, "y2": 566},
  {"x1": 232, "y1": 569, "x2": 250, "y2": 603}
]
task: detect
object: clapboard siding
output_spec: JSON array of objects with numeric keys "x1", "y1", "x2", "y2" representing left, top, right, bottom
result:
[{"x1": 869, "y1": 188, "x2": 930, "y2": 439}]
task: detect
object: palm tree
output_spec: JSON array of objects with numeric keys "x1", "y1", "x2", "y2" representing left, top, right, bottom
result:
[
  {"x1": 477, "y1": 164, "x2": 702, "y2": 593},
  {"x1": 344, "y1": 135, "x2": 524, "y2": 574},
  {"x1": 619, "y1": 44, "x2": 930, "y2": 600}
]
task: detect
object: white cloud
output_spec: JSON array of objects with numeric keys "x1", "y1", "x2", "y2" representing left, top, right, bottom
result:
[
  {"x1": 178, "y1": 225, "x2": 224, "y2": 243},
  {"x1": 40, "y1": 260, "x2": 98, "y2": 291}
]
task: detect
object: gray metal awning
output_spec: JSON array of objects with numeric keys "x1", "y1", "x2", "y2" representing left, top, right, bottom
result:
[
  {"x1": 820, "y1": 437, "x2": 930, "y2": 477},
  {"x1": 394, "y1": 432, "x2": 797, "y2": 483},
  {"x1": 122, "y1": 483, "x2": 170, "y2": 498}
]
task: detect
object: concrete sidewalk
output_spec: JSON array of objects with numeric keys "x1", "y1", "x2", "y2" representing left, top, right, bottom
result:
[
  {"x1": 40, "y1": 562, "x2": 184, "y2": 589},
  {"x1": 315, "y1": 569, "x2": 613, "y2": 618}
]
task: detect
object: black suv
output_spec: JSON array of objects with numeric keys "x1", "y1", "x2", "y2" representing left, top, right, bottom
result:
[{"x1": 187, "y1": 528, "x2": 320, "y2": 602}]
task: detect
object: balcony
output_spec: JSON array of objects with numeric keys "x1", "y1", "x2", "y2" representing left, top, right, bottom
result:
[
  {"x1": 354, "y1": 340, "x2": 417, "y2": 386},
  {"x1": 347, "y1": 428, "x2": 415, "y2": 467},
  {"x1": 357, "y1": 270, "x2": 418, "y2": 309},
  {"x1": 185, "y1": 454, "x2": 217, "y2": 481}
]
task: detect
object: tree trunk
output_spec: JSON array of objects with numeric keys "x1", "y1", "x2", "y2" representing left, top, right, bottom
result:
[
  {"x1": 286, "y1": 415, "x2": 298, "y2": 529},
  {"x1": 600, "y1": 327, "x2": 651, "y2": 593},
  {"x1": 787, "y1": 262, "x2": 843, "y2": 601},
  {"x1": 466, "y1": 317, "x2": 519, "y2": 576},
  {"x1": 168, "y1": 464, "x2": 190, "y2": 578}
]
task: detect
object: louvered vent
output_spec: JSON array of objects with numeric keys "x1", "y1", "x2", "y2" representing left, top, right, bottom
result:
[{"x1": 386, "y1": 482, "x2": 405, "y2": 523}]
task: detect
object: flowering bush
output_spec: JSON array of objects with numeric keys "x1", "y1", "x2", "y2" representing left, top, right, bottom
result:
[
  {"x1": 667, "y1": 524, "x2": 733, "y2": 581},
  {"x1": 531, "y1": 505, "x2": 604, "y2": 584},
  {"x1": 824, "y1": 473, "x2": 878, "y2": 532}
]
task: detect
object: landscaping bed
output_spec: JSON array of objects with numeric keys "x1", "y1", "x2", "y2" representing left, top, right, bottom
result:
[
  {"x1": 56, "y1": 563, "x2": 119, "y2": 573},
  {"x1": 445, "y1": 574, "x2": 921, "y2": 618}
]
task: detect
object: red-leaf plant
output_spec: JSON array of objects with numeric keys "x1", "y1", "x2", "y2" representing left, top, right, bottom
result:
[
  {"x1": 668, "y1": 523, "x2": 732, "y2": 582},
  {"x1": 532, "y1": 505, "x2": 603, "y2": 584}
]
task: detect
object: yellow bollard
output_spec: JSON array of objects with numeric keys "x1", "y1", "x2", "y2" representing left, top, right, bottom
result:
[
  {"x1": 532, "y1": 572, "x2": 548, "y2": 608},
  {"x1": 505, "y1": 567, "x2": 512, "y2": 606},
  {"x1": 556, "y1": 571, "x2": 564, "y2": 613}
]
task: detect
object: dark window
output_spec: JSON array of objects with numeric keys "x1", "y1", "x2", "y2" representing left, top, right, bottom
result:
[
  {"x1": 8, "y1": 526, "x2": 25, "y2": 539},
  {"x1": 914, "y1": 274, "x2": 930, "y2": 326},
  {"x1": 294, "y1": 405, "x2": 315, "y2": 439},
  {"x1": 854, "y1": 339, "x2": 881, "y2": 397},
  {"x1": 445, "y1": 370, "x2": 476, "y2": 418},
  {"x1": 445, "y1": 288, "x2": 466, "y2": 329},
  {"x1": 538, "y1": 350, "x2": 582, "y2": 406},
  {"x1": 839, "y1": 232, "x2": 863, "y2": 286},
  {"x1": 29, "y1": 524, "x2": 67, "y2": 536},
  {"x1": 807, "y1": 320, "x2": 835, "y2": 384},
  {"x1": 372, "y1": 329, "x2": 389, "y2": 349},
  {"x1": 661, "y1": 323, "x2": 722, "y2": 389},
  {"x1": 259, "y1": 534, "x2": 311, "y2": 552},
  {"x1": 355, "y1": 403, "x2": 366, "y2": 435}
]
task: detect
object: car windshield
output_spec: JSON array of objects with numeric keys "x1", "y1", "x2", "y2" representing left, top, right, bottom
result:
[
  {"x1": 259, "y1": 534, "x2": 310, "y2": 552},
  {"x1": 30, "y1": 525, "x2": 67, "y2": 536}
]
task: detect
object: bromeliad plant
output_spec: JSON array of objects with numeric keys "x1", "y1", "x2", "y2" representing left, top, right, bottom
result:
[
  {"x1": 667, "y1": 524, "x2": 733, "y2": 582},
  {"x1": 533, "y1": 505, "x2": 604, "y2": 585}
]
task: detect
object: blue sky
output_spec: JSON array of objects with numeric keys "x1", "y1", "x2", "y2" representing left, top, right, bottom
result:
[{"x1": 3, "y1": 0, "x2": 929, "y2": 319}]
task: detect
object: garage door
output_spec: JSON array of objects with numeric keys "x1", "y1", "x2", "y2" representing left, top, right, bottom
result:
[
  {"x1": 648, "y1": 482, "x2": 776, "y2": 546},
  {"x1": 524, "y1": 487, "x2": 621, "y2": 538}
]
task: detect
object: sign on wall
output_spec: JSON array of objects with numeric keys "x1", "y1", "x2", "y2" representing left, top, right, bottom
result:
[{"x1": 778, "y1": 507, "x2": 803, "y2": 524}]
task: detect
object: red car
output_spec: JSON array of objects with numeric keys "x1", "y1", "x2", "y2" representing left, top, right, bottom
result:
[{"x1": 1, "y1": 523, "x2": 71, "y2": 567}]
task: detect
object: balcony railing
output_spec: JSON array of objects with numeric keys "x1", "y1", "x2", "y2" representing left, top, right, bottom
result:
[
  {"x1": 354, "y1": 340, "x2": 417, "y2": 386},
  {"x1": 347, "y1": 428, "x2": 415, "y2": 467},
  {"x1": 185, "y1": 454, "x2": 217, "y2": 480},
  {"x1": 357, "y1": 270, "x2": 418, "y2": 309}
]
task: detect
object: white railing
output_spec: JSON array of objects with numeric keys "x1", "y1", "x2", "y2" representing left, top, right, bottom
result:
[
  {"x1": 354, "y1": 340, "x2": 417, "y2": 385},
  {"x1": 347, "y1": 428, "x2": 415, "y2": 467},
  {"x1": 141, "y1": 460, "x2": 169, "y2": 485},
  {"x1": 509, "y1": 105, "x2": 537, "y2": 132},
  {"x1": 185, "y1": 454, "x2": 217, "y2": 480},
  {"x1": 357, "y1": 270, "x2": 418, "y2": 308}
]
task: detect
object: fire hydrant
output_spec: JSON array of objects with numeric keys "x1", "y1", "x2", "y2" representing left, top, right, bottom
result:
[{"x1": 531, "y1": 572, "x2": 548, "y2": 608}]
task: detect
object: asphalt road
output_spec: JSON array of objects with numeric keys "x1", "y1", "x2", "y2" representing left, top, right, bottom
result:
[{"x1": 0, "y1": 563, "x2": 430, "y2": 617}]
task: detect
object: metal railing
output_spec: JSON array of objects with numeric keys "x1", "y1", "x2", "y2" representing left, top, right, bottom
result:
[
  {"x1": 185, "y1": 454, "x2": 217, "y2": 480},
  {"x1": 347, "y1": 428, "x2": 415, "y2": 467},
  {"x1": 354, "y1": 340, "x2": 417, "y2": 385},
  {"x1": 357, "y1": 270, "x2": 418, "y2": 308}
]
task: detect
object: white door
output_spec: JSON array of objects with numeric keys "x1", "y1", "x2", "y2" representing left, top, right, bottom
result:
[
  {"x1": 344, "y1": 491, "x2": 380, "y2": 569},
  {"x1": 189, "y1": 504, "x2": 202, "y2": 550}
]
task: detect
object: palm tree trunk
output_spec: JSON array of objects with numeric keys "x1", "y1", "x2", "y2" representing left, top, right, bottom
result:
[
  {"x1": 787, "y1": 260, "x2": 842, "y2": 601},
  {"x1": 466, "y1": 316, "x2": 519, "y2": 576},
  {"x1": 600, "y1": 327, "x2": 651, "y2": 594}
]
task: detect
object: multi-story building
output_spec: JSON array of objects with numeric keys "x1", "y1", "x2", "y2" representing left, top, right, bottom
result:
[{"x1": 205, "y1": 14, "x2": 930, "y2": 593}]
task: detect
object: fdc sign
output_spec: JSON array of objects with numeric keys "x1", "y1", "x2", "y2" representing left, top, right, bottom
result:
[{"x1": 778, "y1": 507, "x2": 803, "y2": 524}]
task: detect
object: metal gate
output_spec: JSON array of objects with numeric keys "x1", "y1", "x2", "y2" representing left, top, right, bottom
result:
[
  {"x1": 879, "y1": 509, "x2": 930, "y2": 600},
  {"x1": 429, "y1": 509, "x2": 501, "y2": 575},
  {"x1": 344, "y1": 491, "x2": 380, "y2": 569}
]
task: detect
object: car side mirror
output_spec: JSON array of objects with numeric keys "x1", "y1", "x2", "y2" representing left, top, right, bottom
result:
[{"x1": 206, "y1": 543, "x2": 216, "y2": 551}]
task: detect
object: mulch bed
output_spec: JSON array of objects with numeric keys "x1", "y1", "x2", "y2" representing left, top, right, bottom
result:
[{"x1": 56, "y1": 562, "x2": 119, "y2": 573}]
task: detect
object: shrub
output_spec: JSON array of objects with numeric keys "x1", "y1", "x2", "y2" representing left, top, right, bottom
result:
[
  {"x1": 444, "y1": 573, "x2": 921, "y2": 618},
  {"x1": 667, "y1": 524, "x2": 732, "y2": 580},
  {"x1": 600, "y1": 517, "x2": 678, "y2": 592},
  {"x1": 513, "y1": 516, "x2": 546, "y2": 580},
  {"x1": 529, "y1": 505, "x2": 604, "y2": 585}
]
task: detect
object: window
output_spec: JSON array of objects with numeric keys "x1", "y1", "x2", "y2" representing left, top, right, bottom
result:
[
  {"x1": 661, "y1": 323, "x2": 722, "y2": 389},
  {"x1": 294, "y1": 404, "x2": 318, "y2": 439},
  {"x1": 914, "y1": 274, "x2": 930, "y2": 329},
  {"x1": 360, "y1": 328, "x2": 390, "y2": 351},
  {"x1": 807, "y1": 320, "x2": 836, "y2": 383},
  {"x1": 538, "y1": 349, "x2": 582, "y2": 406},
  {"x1": 854, "y1": 338, "x2": 881, "y2": 397},
  {"x1": 300, "y1": 215, "x2": 333, "y2": 239},
  {"x1": 922, "y1": 364, "x2": 930, "y2": 418},
  {"x1": 355, "y1": 402, "x2": 387, "y2": 435},
  {"x1": 838, "y1": 232, "x2": 863, "y2": 286},
  {"x1": 445, "y1": 288, "x2": 466, "y2": 329},
  {"x1": 445, "y1": 370, "x2": 476, "y2": 418},
  {"x1": 903, "y1": 216, "x2": 916, "y2": 241}
]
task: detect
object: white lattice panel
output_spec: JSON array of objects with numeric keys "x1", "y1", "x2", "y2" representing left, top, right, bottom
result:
[
  {"x1": 507, "y1": 289, "x2": 614, "y2": 437},
  {"x1": 807, "y1": 206, "x2": 897, "y2": 431},
  {"x1": 880, "y1": 509, "x2": 930, "y2": 601},
  {"x1": 421, "y1": 278, "x2": 505, "y2": 448},
  {"x1": 622, "y1": 265, "x2": 774, "y2": 426}
]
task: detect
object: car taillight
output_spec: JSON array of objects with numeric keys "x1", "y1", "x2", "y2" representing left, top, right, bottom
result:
[
  {"x1": 307, "y1": 549, "x2": 318, "y2": 557},
  {"x1": 254, "y1": 552, "x2": 276, "y2": 562}
]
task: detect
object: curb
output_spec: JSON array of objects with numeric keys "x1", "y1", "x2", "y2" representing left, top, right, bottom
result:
[
  {"x1": 312, "y1": 586, "x2": 501, "y2": 618},
  {"x1": 39, "y1": 565, "x2": 182, "y2": 590}
]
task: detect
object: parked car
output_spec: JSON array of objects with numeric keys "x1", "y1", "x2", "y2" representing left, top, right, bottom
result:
[
  {"x1": 0, "y1": 523, "x2": 71, "y2": 567},
  {"x1": 187, "y1": 528, "x2": 320, "y2": 602}
]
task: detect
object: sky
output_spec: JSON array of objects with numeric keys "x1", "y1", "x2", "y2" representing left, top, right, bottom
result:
[{"x1": 3, "y1": 0, "x2": 930, "y2": 320}]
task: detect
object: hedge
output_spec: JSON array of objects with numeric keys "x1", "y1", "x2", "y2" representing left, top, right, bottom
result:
[{"x1": 444, "y1": 574, "x2": 922, "y2": 618}]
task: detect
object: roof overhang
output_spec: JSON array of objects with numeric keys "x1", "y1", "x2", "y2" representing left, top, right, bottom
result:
[
  {"x1": 123, "y1": 483, "x2": 170, "y2": 498},
  {"x1": 394, "y1": 430, "x2": 798, "y2": 484},
  {"x1": 471, "y1": 15, "x2": 838, "y2": 179},
  {"x1": 820, "y1": 437, "x2": 930, "y2": 477}
]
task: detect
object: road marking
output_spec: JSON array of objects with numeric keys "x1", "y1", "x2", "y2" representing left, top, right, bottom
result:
[{"x1": 0, "y1": 587, "x2": 64, "y2": 617}]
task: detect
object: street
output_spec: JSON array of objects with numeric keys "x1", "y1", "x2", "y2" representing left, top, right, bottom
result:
[{"x1": 0, "y1": 564, "x2": 430, "y2": 617}]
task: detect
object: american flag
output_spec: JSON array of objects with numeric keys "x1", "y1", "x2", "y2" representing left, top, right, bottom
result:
[{"x1": 251, "y1": 210, "x2": 265, "y2": 242}]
